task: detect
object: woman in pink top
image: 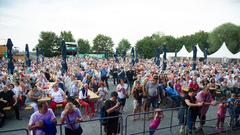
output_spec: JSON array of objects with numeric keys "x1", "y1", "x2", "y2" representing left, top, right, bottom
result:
[{"x1": 149, "y1": 108, "x2": 164, "y2": 135}]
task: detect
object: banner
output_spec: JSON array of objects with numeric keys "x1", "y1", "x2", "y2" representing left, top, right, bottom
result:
[{"x1": 68, "y1": 54, "x2": 105, "y2": 58}]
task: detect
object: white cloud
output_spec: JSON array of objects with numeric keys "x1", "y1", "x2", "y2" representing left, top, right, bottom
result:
[{"x1": 0, "y1": 0, "x2": 239, "y2": 51}]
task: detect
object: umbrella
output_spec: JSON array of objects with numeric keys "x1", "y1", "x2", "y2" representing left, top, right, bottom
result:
[
  {"x1": 135, "y1": 49, "x2": 139, "y2": 63},
  {"x1": 131, "y1": 47, "x2": 135, "y2": 66},
  {"x1": 41, "y1": 48, "x2": 44, "y2": 64},
  {"x1": 61, "y1": 40, "x2": 68, "y2": 74},
  {"x1": 174, "y1": 49, "x2": 177, "y2": 63},
  {"x1": 162, "y1": 45, "x2": 167, "y2": 70},
  {"x1": 204, "y1": 48, "x2": 208, "y2": 64},
  {"x1": 6, "y1": 38, "x2": 14, "y2": 74},
  {"x1": 25, "y1": 44, "x2": 31, "y2": 67},
  {"x1": 114, "y1": 50, "x2": 119, "y2": 62},
  {"x1": 36, "y1": 47, "x2": 39, "y2": 65},
  {"x1": 192, "y1": 45, "x2": 197, "y2": 70},
  {"x1": 156, "y1": 48, "x2": 160, "y2": 66},
  {"x1": 122, "y1": 50, "x2": 126, "y2": 62}
]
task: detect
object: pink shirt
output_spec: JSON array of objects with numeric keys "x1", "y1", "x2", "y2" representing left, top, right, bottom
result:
[
  {"x1": 217, "y1": 103, "x2": 227, "y2": 118},
  {"x1": 149, "y1": 117, "x2": 161, "y2": 129},
  {"x1": 196, "y1": 91, "x2": 213, "y2": 115}
]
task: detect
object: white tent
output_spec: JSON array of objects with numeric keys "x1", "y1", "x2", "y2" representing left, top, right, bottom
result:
[
  {"x1": 160, "y1": 52, "x2": 175, "y2": 58},
  {"x1": 188, "y1": 44, "x2": 205, "y2": 57},
  {"x1": 208, "y1": 42, "x2": 235, "y2": 58},
  {"x1": 233, "y1": 52, "x2": 240, "y2": 59},
  {"x1": 177, "y1": 45, "x2": 190, "y2": 57}
]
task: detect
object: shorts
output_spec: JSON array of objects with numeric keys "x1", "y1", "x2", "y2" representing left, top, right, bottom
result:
[
  {"x1": 118, "y1": 98, "x2": 126, "y2": 107},
  {"x1": 133, "y1": 100, "x2": 142, "y2": 110}
]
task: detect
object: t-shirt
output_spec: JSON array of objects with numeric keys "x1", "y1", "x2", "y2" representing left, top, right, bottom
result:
[
  {"x1": 49, "y1": 88, "x2": 65, "y2": 103},
  {"x1": 116, "y1": 84, "x2": 128, "y2": 99},
  {"x1": 182, "y1": 94, "x2": 198, "y2": 112},
  {"x1": 145, "y1": 81, "x2": 158, "y2": 97},
  {"x1": 28, "y1": 109, "x2": 56, "y2": 135},
  {"x1": 196, "y1": 91, "x2": 213, "y2": 115},
  {"x1": 0, "y1": 90, "x2": 15, "y2": 102},
  {"x1": 61, "y1": 108, "x2": 81, "y2": 129},
  {"x1": 104, "y1": 100, "x2": 119, "y2": 117},
  {"x1": 97, "y1": 87, "x2": 108, "y2": 99},
  {"x1": 133, "y1": 87, "x2": 143, "y2": 101}
]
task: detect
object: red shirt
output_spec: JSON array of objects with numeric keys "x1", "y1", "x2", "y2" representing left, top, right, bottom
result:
[{"x1": 189, "y1": 82, "x2": 199, "y2": 92}]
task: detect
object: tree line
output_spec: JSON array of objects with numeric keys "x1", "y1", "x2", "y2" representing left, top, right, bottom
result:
[{"x1": 35, "y1": 23, "x2": 240, "y2": 58}]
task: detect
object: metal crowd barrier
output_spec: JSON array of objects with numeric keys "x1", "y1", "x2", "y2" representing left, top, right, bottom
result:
[
  {"x1": 125, "y1": 107, "x2": 184, "y2": 135},
  {"x1": 0, "y1": 128, "x2": 29, "y2": 135},
  {"x1": 57, "y1": 115, "x2": 124, "y2": 135}
]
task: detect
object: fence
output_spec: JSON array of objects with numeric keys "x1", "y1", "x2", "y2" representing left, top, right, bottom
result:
[{"x1": 0, "y1": 108, "x2": 240, "y2": 135}]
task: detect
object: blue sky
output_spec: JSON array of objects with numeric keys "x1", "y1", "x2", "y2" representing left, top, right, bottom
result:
[{"x1": 0, "y1": 0, "x2": 240, "y2": 51}]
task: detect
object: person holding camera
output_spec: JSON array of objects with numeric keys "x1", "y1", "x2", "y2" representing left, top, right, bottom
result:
[{"x1": 104, "y1": 91, "x2": 121, "y2": 135}]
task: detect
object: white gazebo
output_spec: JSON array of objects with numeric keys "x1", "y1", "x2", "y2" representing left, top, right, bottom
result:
[
  {"x1": 188, "y1": 44, "x2": 205, "y2": 57},
  {"x1": 177, "y1": 45, "x2": 190, "y2": 57},
  {"x1": 233, "y1": 52, "x2": 240, "y2": 59},
  {"x1": 208, "y1": 42, "x2": 235, "y2": 58}
]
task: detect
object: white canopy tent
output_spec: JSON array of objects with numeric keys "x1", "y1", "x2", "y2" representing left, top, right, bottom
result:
[
  {"x1": 177, "y1": 45, "x2": 190, "y2": 57},
  {"x1": 208, "y1": 42, "x2": 235, "y2": 58},
  {"x1": 233, "y1": 52, "x2": 240, "y2": 59},
  {"x1": 188, "y1": 44, "x2": 205, "y2": 57}
]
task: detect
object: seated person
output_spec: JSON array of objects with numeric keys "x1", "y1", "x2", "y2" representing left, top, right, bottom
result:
[
  {"x1": 49, "y1": 84, "x2": 67, "y2": 110},
  {"x1": 78, "y1": 83, "x2": 95, "y2": 117},
  {"x1": 25, "y1": 86, "x2": 42, "y2": 112},
  {"x1": 0, "y1": 85, "x2": 21, "y2": 120}
]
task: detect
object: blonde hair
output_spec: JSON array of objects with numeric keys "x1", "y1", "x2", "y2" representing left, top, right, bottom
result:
[{"x1": 65, "y1": 102, "x2": 76, "y2": 111}]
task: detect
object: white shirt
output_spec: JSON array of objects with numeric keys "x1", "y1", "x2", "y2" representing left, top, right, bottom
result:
[
  {"x1": 12, "y1": 86, "x2": 22, "y2": 97},
  {"x1": 79, "y1": 88, "x2": 88, "y2": 100},
  {"x1": 50, "y1": 88, "x2": 65, "y2": 103},
  {"x1": 97, "y1": 87, "x2": 108, "y2": 99},
  {"x1": 116, "y1": 83, "x2": 128, "y2": 99}
]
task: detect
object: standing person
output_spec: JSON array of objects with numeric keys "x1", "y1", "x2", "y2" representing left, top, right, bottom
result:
[
  {"x1": 96, "y1": 82, "x2": 108, "y2": 112},
  {"x1": 104, "y1": 91, "x2": 121, "y2": 135},
  {"x1": 61, "y1": 102, "x2": 83, "y2": 135},
  {"x1": 100, "y1": 64, "x2": 109, "y2": 90},
  {"x1": 111, "y1": 65, "x2": 119, "y2": 85},
  {"x1": 26, "y1": 86, "x2": 42, "y2": 112},
  {"x1": 226, "y1": 93, "x2": 236, "y2": 128},
  {"x1": 179, "y1": 88, "x2": 202, "y2": 134},
  {"x1": 126, "y1": 67, "x2": 136, "y2": 92},
  {"x1": 116, "y1": 79, "x2": 128, "y2": 112},
  {"x1": 149, "y1": 108, "x2": 164, "y2": 135},
  {"x1": 145, "y1": 75, "x2": 159, "y2": 115},
  {"x1": 216, "y1": 97, "x2": 227, "y2": 132},
  {"x1": 28, "y1": 101, "x2": 57, "y2": 135},
  {"x1": 131, "y1": 80, "x2": 144, "y2": 120},
  {"x1": 196, "y1": 84, "x2": 215, "y2": 130}
]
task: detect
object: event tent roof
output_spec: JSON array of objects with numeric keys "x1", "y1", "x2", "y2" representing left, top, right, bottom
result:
[
  {"x1": 233, "y1": 51, "x2": 240, "y2": 59},
  {"x1": 208, "y1": 42, "x2": 235, "y2": 58},
  {"x1": 188, "y1": 44, "x2": 204, "y2": 57},
  {"x1": 160, "y1": 52, "x2": 175, "y2": 58},
  {"x1": 177, "y1": 45, "x2": 190, "y2": 57}
]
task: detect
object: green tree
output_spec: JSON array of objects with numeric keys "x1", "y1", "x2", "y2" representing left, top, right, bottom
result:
[
  {"x1": 92, "y1": 34, "x2": 114, "y2": 54},
  {"x1": 208, "y1": 23, "x2": 240, "y2": 54},
  {"x1": 36, "y1": 31, "x2": 59, "y2": 57},
  {"x1": 116, "y1": 39, "x2": 131, "y2": 54},
  {"x1": 59, "y1": 31, "x2": 75, "y2": 42},
  {"x1": 135, "y1": 36, "x2": 158, "y2": 58},
  {"x1": 77, "y1": 38, "x2": 91, "y2": 54}
]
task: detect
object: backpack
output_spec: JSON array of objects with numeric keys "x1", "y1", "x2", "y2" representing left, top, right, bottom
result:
[{"x1": 99, "y1": 101, "x2": 108, "y2": 125}]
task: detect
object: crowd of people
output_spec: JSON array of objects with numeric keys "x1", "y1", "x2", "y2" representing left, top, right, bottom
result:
[{"x1": 0, "y1": 56, "x2": 239, "y2": 135}]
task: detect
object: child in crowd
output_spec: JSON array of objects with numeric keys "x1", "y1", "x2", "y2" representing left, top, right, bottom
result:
[
  {"x1": 227, "y1": 93, "x2": 236, "y2": 127},
  {"x1": 216, "y1": 97, "x2": 227, "y2": 132},
  {"x1": 149, "y1": 108, "x2": 164, "y2": 135}
]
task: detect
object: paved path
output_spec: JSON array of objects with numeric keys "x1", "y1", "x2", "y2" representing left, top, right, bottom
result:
[{"x1": 0, "y1": 80, "x2": 240, "y2": 135}]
